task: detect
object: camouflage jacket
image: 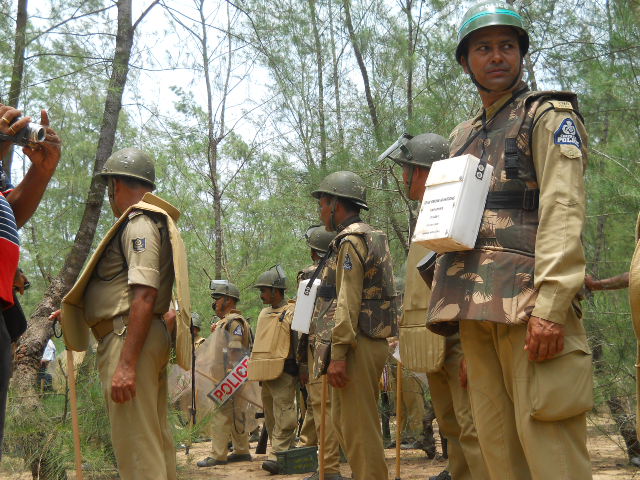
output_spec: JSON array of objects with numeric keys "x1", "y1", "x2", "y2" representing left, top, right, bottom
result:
[{"x1": 428, "y1": 86, "x2": 585, "y2": 335}]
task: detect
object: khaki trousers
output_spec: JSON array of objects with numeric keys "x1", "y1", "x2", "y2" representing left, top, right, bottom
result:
[
  {"x1": 307, "y1": 344, "x2": 341, "y2": 474},
  {"x1": 428, "y1": 335, "x2": 488, "y2": 480},
  {"x1": 300, "y1": 386, "x2": 318, "y2": 446},
  {"x1": 97, "y1": 318, "x2": 176, "y2": 480},
  {"x1": 210, "y1": 397, "x2": 250, "y2": 460},
  {"x1": 460, "y1": 320, "x2": 592, "y2": 480},
  {"x1": 332, "y1": 335, "x2": 388, "y2": 480},
  {"x1": 262, "y1": 372, "x2": 297, "y2": 460}
]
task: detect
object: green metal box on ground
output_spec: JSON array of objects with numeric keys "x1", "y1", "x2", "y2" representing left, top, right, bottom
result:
[{"x1": 275, "y1": 446, "x2": 318, "y2": 474}]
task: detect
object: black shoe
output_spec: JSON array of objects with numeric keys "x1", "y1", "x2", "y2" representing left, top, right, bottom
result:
[
  {"x1": 227, "y1": 453, "x2": 252, "y2": 463},
  {"x1": 429, "y1": 470, "x2": 451, "y2": 480},
  {"x1": 197, "y1": 457, "x2": 227, "y2": 467},
  {"x1": 262, "y1": 460, "x2": 280, "y2": 474}
]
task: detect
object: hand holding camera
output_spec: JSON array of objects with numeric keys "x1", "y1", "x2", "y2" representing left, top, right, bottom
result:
[{"x1": 0, "y1": 104, "x2": 61, "y2": 176}]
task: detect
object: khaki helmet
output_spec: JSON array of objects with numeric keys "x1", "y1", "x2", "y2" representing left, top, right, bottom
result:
[
  {"x1": 311, "y1": 171, "x2": 368, "y2": 210},
  {"x1": 253, "y1": 265, "x2": 288, "y2": 291},
  {"x1": 456, "y1": 1, "x2": 529, "y2": 64},
  {"x1": 210, "y1": 280, "x2": 241, "y2": 301},
  {"x1": 191, "y1": 312, "x2": 202, "y2": 329},
  {"x1": 98, "y1": 147, "x2": 156, "y2": 189},
  {"x1": 380, "y1": 133, "x2": 449, "y2": 169},
  {"x1": 305, "y1": 225, "x2": 337, "y2": 255}
]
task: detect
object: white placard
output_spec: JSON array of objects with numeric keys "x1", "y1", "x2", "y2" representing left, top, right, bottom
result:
[{"x1": 291, "y1": 278, "x2": 320, "y2": 334}]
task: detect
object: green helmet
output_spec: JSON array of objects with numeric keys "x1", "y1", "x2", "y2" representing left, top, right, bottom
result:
[
  {"x1": 98, "y1": 147, "x2": 156, "y2": 189},
  {"x1": 311, "y1": 171, "x2": 368, "y2": 211},
  {"x1": 305, "y1": 225, "x2": 337, "y2": 254},
  {"x1": 191, "y1": 312, "x2": 202, "y2": 328},
  {"x1": 380, "y1": 133, "x2": 449, "y2": 169},
  {"x1": 455, "y1": 1, "x2": 529, "y2": 64},
  {"x1": 210, "y1": 279, "x2": 241, "y2": 301},
  {"x1": 253, "y1": 265, "x2": 288, "y2": 291}
]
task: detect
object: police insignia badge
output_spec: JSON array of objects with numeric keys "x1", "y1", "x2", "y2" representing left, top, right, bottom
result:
[
  {"x1": 233, "y1": 325, "x2": 243, "y2": 336},
  {"x1": 132, "y1": 237, "x2": 146, "y2": 252},
  {"x1": 554, "y1": 118, "x2": 582, "y2": 149},
  {"x1": 343, "y1": 253, "x2": 353, "y2": 271}
]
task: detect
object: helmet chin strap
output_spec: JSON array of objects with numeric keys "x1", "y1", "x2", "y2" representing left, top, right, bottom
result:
[
  {"x1": 466, "y1": 59, "x2": 523, "y2": 94},
  {"x1": 406, "y1": 165, "x2": 415, "y2": 196},
  {"x1": 107, "y1": 177, "x2": 120, "y2": 216}
]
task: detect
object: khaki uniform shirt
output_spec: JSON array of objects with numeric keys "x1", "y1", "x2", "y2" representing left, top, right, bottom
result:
[
  {"x1": 84, "y1": 210, "x2": 174, "y2": 323},
  {"x1": 332, "y1": 235, "x2": 368, "y2": 360},
  {"x1": 214, "y1": 310, "x2": 250, "y2": 350},
  {"x1": 461, "y1": 93, "x2": 587, "y2": 325}
]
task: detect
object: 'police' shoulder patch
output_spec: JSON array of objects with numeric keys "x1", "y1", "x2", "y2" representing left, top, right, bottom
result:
[
  {"x1": 343, "y1": 253, "x2": 353, "y2": 271},
  {"x1": 233, "y1": 325, "x2": 243, "y2": 336},
  {"x1": 554, "y1": 118, "x2": 582, "y2": 149},
  {"x1": 132, "y1": 237, "x2": 146, "y2": 253}
]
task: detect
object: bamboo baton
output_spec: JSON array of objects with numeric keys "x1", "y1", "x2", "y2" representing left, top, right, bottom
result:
[
  {"x1": 66, "y1": 349, "x2": 84, "y2": 480},
  {"x1": 395, "y1": 362, "x2": 403, "y2": 480},
  {"x1": 319, "y1": 374, "x2": 328, "y2": 480}
]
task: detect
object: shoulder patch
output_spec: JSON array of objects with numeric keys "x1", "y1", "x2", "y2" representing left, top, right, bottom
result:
[
  {"x1": 549, "y1": 100, "x2": 574, "y2": 112},
  {"x1": 343, "y1": 252, "x2": 353, "y2": 271},
  {"x1": 132, "y1": 237, "x2": 146, "y2": 252},
  {"x1": 554, "y1": 118, "x2": 582, "y2": 149},
  {"x1": 233, "y1": 324, "x2": 243, "y2": 336}
]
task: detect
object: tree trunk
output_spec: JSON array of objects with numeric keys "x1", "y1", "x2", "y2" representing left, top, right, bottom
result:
[
  {"x1": 342, "y1": 0, "x2": 380, "y2": 147},
  {"x1": 328, "y1": 0, "x2": 345, "y2": 155},
  {"x1": 308, "y1": 0, "x2": 327, "y2": 169},
  {"x1": 2, "y1": 0, "x2": 28, "y2": 182}
]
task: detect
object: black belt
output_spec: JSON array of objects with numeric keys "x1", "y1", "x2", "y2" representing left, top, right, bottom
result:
[
  {"x1": 485, "y1": 189, "x2": 539, "y2": 211},
  {"x1": 317, "y1": 285, "x2": 336, "y2": 299}
]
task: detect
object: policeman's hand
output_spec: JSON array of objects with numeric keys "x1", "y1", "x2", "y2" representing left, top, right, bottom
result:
[
  {"x1": 111, "y1": 363, "x2": 137, "y2": 403},
  {"x1": 524, "y1": 316, "x2": 564, "y2": 362},
  {"x1": 48, "y1": 309, "x2": 61, "y2": 322},
  {"x1": 327, "y1": 359, "x2": 349, "y2": 388},
  {"x1": 459, "y1": 357, "x2": 468, "y2": 389},
  {"x1": 163, "y1": 308, "x2": 177, "y2": 334},
  {"x1": 22, "y1": 110, "x2": 61, "y2": 176}
]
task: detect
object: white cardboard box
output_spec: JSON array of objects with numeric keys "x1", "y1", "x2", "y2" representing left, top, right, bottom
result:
[
  {"x1": 291, "y1": 278, "x2": 320, "y2": 334},
  {"x1": 412, "y1": 154, "x2": 493, "y2": 253}
]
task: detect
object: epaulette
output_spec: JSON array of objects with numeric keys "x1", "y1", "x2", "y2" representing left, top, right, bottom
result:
[
  {"x1": 128, "y1": 209, "x2": 144, "y2": 220},
  {"x1": 548, "y1": 100, "x2": 574, "y2": 112}
]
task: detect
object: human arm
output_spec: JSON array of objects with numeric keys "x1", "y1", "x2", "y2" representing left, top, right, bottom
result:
[
  {"x1": 328, "y1": 236, "x2": 366, "y2": 388},
  {"x1": 111, "y1": 213, "x2": 163, "y2": 403},
  {"x1": 111, "y1": 284, "x2": 157, "y2": 403},
  {"x1": 2, "y1": 108, "x2": 61, "y2": 228},
  {"x1": 584, "y1": 272, "x2": 629, "y2": 291},
  {"x1": 526, "y1": 104, "x2": 587, "y2": 361}
]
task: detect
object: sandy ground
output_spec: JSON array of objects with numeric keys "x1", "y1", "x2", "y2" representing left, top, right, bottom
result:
[{"x1": 1, "y1": 415, "x2": 639, "y2": 479}]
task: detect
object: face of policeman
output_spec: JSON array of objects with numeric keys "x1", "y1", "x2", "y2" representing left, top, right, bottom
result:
[
  {"x1": 318, "y1": 195, "x2": 335, "y2": 231},
  {"x1": 460, "y1": 26, "x2": 522, "y2": 96},
  {"x1": 402, "y1": 165, "x2": 430, "y2": 201}
]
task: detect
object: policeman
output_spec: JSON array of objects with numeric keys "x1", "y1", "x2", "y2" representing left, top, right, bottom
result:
[
  {"x1": 191, "y1": 312, "x2": 205, "y2": 349},
  {"x1": 311, "y1": 171, "x2": 396, "y2": 480},
  {"x1": 383, "y1": 132, "x2": 488, "y2": 480},
  {"x1": 247, "y1": 266, "x2": 298, "y2": 474},
  {"x1": 296, "y1": 226, "x2": 346, "y2": 480},
  {"x1": 197, "y1": 280, "x2": 252, "y2": 467},
  {"x1": 427, "y1": 2, "x2": 592, "y2": 478},
  {"x1": 61, "y1": 148, "x2": 192, "y2": 480}
]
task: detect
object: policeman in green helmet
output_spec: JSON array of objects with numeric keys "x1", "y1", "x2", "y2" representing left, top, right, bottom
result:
[
  {"x1": 247, "y1": 266, "x2": 299, "y2": 475},
  {"x1": 197, "y1": 280, "x2": 252, "y2": 468},
  {"x1": 427, "y1": 2, "x2": 592, "y2": 478},
  {"x1": 310, "y1": 171, "x2": 397, "y2": 480},
  {"x1": 383, "y1": 133, "x2": 488, "y2": 480},
  {"x1": 60, "y1": 147, "x2": 192, "y2": 480}
]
